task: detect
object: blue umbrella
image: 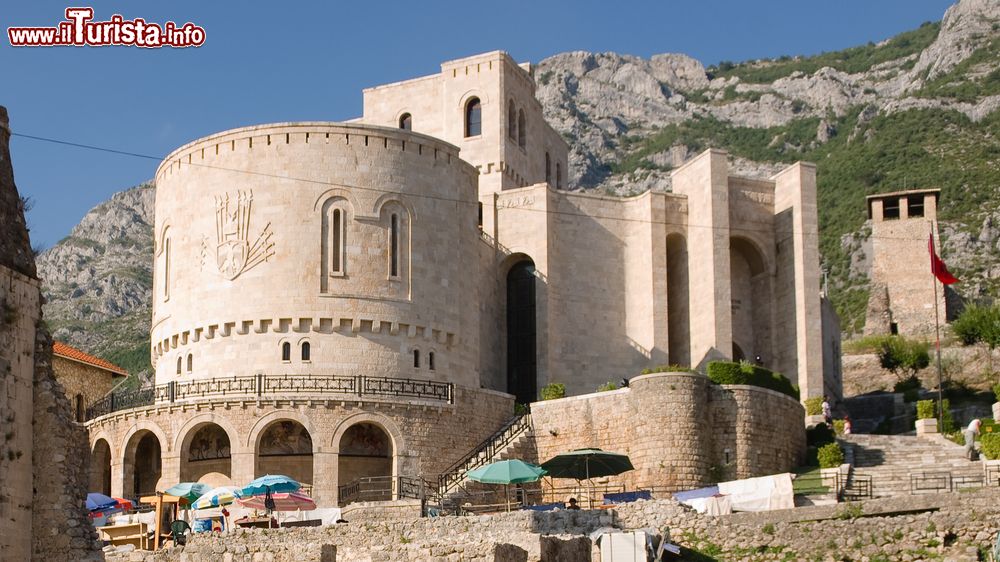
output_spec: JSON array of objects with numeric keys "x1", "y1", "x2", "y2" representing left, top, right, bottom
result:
[
  {"x1": 241, "y1": 474, "x2": 301, "y2": 496},
  {"x1": 86, "y1": 492, "x2": 118, "y2": 512}
]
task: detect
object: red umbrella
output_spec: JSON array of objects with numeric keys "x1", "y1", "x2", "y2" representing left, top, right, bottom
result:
[{"x1": 113, "y1": 497, "x2": 134, "y2": 511}]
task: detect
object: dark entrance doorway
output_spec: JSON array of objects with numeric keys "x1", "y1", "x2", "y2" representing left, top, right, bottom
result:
[{"x1": 506, "y1": 260, "x2": 537, "y2": 404}]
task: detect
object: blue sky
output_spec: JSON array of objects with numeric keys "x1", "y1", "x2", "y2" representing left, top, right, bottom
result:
[{"x1": 2, "y1": 0, "x2": 956, "y2": 248}]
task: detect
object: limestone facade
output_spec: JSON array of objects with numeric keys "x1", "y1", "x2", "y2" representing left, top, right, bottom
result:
[
  {"x1": 85, "y1": 51, "x2": 831, "y2": 509},
  {"x1": 864, "y1": 189, "x2": 947, "y2": 337}
]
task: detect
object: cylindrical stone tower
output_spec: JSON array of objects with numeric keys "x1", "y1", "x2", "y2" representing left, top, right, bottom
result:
[{"x1": 151, "y1": 122, "x2": 481, "y2": 387}]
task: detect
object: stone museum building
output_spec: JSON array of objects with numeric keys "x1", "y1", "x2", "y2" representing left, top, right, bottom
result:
[{"x1": 85, "y1": 51, "x2": 832, "y2": 507}]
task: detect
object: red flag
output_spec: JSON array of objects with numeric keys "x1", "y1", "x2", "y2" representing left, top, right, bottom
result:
[{"x1": 929, "y1": 233, "x2": 959, "y2": 285}]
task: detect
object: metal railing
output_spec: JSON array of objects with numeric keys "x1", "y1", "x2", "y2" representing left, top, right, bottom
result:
[
  {"x1": 840, "y1": 473, "x2": 873, "y2": 501},
  {"x1": 86, "y1": 374, "x2": 454, "y2": 420},
  {"x1": 436, "y1": 410, "x2": 532, "y2": 496},
  {"x1": 910, "y1": 472, "x2": 953, "y2": 494},
  {"x1": 337, "y1": 475, "x2": 436, "y2": 506}
]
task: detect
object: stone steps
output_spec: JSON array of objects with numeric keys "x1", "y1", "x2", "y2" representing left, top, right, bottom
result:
[{"x1": 841, "y1": 434, "x2": 983, "y2": 498}]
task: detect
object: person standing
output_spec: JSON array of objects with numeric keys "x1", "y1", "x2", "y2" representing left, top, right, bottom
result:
[
  {"x1": 822, "y1": 397, "x2": 832, "y2": 426},
  {"x1": 964, "y1": 419, "x2": 982, "y2": 461},
  {"x1": 843, "y1": 416, "x2": 852, "y2": 435}
]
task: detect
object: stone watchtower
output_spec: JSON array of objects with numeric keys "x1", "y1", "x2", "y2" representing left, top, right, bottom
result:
[{"x1": 864, "y1": 189, "x2": 945, "y2": 337}]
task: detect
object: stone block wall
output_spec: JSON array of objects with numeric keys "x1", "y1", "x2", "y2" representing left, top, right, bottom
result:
[
  {"x1": 52, "y1": 355, "x2": 119, "y2": 422},
  {"x1": 530, "y1": 372, "x2": 805, "y2": 494}
]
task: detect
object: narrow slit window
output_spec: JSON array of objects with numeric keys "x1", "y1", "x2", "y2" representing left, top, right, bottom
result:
[
  {"x1": 390, "y1": 213, "x2": 400, "y2": 278},
  {"x1": 429, "y1": 352, "x2": 435, "y2": 371},
  {"x1": 282, "y1": 342, "x2": 291, "y2": 362},
  {"x1": 186, "y1": 353, "x2": 193, "y2": 373},
  {"x1": 545, "y1": 153, "x2": 551, "y2": 183},
  {"x1": 465, "y1": 98, "x2": 482, "y2": 137},
  {"x1": 556, "y1": 163, "x2": 562, "y2": 189},
  {"x1": 413, "y1": 349, "x2": 420, "y2": 368},
  {"x1": 301, "y1": 342, "x2": 311, "y2": 361},
  {"x1": 331, "y1": 208, "x2": 343, "y2": 274},
  {"x1": 176, "y1": 356, "x2": 182, "y2": 375},
  {"x1": 163, "y1": 238, "x2": 171, "y2": 301}
]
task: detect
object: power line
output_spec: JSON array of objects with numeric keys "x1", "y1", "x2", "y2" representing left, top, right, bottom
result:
[{"x1": 12, "y1": 130, "x2": 947, "y2": 243}]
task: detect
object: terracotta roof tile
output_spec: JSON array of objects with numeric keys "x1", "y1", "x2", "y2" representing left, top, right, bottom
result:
[{"x1": 52, "y1": 341, "x2": 128, "y2": 376}]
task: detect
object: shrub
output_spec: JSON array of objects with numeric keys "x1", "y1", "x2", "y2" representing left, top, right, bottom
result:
[
  {"x1": 806, "y1": 423, "x2": 835, "y2": 447},
  {"x1": 941, "y1": 398, "x2": 955, "y2": 433},
  {"x1": 706, "y1": 361, "x2": 799, "y2": 400},
  {"x1": 877, "y1": 336, "x2": 930, "y2": 381},
  {"x1": 916, "y1": 400, "x2": 936, "y2": 420},
  {"x1": 817, "y1": 443, "x2": 845, "y2": 468},
  {"x1": 893, "y1": 375, "x2": 921, "y2": 394},
  {"x1": 981, "y1": 433, "x2": 1000, "y2": 460},
  {"x1": 804, "y1": 397, "x2": 824, "y2": 416},
  {"x1": 833, "y1": 419, "x2": 846, "y2": 435},
  {"x1": 540, "y1": 383, "x2": 565, "y2": 401},
  {"x1": 596, "y1": 381, "x2": 618, "y2": 392},
  {"x1": 993, "y1": 384, "x2": 1000, "y2": 403}
]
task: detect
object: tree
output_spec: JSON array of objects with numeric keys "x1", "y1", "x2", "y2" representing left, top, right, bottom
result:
[
  {"x1": 951, "y1": 304, "x2": 1000, "y2": 378},
  {"x1": 877, "y1": 336, "x2": 930, "y2": 382}
]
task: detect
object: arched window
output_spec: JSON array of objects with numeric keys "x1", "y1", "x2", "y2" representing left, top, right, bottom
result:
[
  {"x1": 556, "y1": 163, "x2": 562, "y2": 189},
  {"x1": 331, "y1": 208, "x2": 344, "y2": 275},
  {"x1": 281, "y1": 342, "x2": 291, "y2": 362},
  {"x1": 545, "y1": 153, "x2": 551, "y2": 183},
  {"x1": 186, "y1": 353, "x2": 193, "y2": 373},
  {"x1": 429, "y1": 352, "x2": 435, "y2": 371},
  {"x1": 507, "y1": 100, "x2": 517, "y2": 140},
  {"x1": 413, "y1": 349, "x2": 420, "y2": 368},
  {"x1": 301, "y1": 341, "x2": 311, "y2": 362},
  {"x1": 517, "y1": 110, "x2": 526, "y2": 148},
  {"x1": 465, "y1": 98, "x2": 482, "y2": 137},
  {"x1": 389, "y1": 213, "x2": 400, "y2": 278},
  {"x1": 176, "y1": 356, "x2": 182, "y2": 375},
  {"x1": 398, "y1": 113, "x2": 412, "y2": 130}
]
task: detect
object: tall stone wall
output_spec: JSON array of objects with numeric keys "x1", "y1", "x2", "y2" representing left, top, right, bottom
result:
[
  {"x1": 529, "y1": 372, "x2": 805, "y2": 493},
  {"x1": 0, "y1": 106, "x2": 101, "y2": 561}
]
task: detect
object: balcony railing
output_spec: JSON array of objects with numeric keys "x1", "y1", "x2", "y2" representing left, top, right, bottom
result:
[{"x1": 85, "y1": 374, "x2": 454, "y2": 421}]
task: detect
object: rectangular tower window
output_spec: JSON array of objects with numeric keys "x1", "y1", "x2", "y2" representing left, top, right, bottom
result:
[
  {"x1": 907, "y1": 195, "x2": 925, "y2": 218},
  {"x1": 883, "y1": 197, "x2": 900, "y2": 220}
]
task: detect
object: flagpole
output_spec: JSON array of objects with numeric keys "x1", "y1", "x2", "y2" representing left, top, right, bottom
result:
[{"x1": 930, "y1": 221, "x2": 944, "y2": 432}]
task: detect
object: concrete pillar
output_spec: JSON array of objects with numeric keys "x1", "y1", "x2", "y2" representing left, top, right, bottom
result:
[
  {"x1": 772, "y1": 162, "x2": 823, "y2": 400},
  {"x1": 670, "y1": 149, "x2": 733, "y2": 369}
]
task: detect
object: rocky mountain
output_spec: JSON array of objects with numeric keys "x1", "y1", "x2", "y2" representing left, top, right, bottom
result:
[
  {"x1": 36, "y1": 184, "x2": 154, "y2": 376},
  {"x1": 35, "y1": 0, "x2": 1000, "y2": 373},
  {"x1": 536, "y1": 0, "x2": 1000, "y2": 331}
]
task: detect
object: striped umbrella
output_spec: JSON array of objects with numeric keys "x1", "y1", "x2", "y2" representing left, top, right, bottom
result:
[{"x1": 191, "y1": 486, "x2": 243, "y2": 510}]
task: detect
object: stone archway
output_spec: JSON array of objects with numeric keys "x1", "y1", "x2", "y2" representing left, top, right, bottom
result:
[
  {"x1": 90, "y1": 439, "x2": 112, "y2": 495},
  {"x1": 123, "y1": 430, "x2": 162, "y2": 499},
  {"x1": 730, "y1": 237, "x2": 772, "y2": 365},
  {"x1": 255, "y1": 420, "x2": 314, "y2": 487},
  {"x1": 180, "y1": 423, "x2": 233, "y2": 486},
  {"x1": 506, "y1": 258, "x2": 537, "y2": 404},
  {"x1": 337, "y1": 422, "x2": 393, "y2": 501}
]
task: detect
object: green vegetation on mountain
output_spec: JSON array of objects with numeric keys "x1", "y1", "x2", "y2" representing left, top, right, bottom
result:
[
  {"x1": 612, "y1": 104, "x2": 1000, "y2": 331},
  {"x1": 707, "y1": 22, "x2": 941, "y2": 83},
  {"x1": 917, "y1": 35, "x2": 1000, "y2": 102}
]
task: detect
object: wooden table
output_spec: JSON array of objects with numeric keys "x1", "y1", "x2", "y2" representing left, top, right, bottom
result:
[
  {"x1": 235, "y1": 516, "x2": 277, "y2": 529},
  {"x1": 97, "y1": 523, "x2": 148, "y2": 550}
]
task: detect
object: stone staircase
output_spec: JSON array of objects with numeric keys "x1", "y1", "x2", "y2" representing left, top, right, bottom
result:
[{"x1": 841, "y1": 434, "x2": 983, "y2": 498}]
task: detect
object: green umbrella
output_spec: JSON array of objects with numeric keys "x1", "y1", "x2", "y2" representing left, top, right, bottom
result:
[
  {"x1": 540, "y1": 448, "x2": 634, "y2": 508},
  {"x1": 165, "y1": 482, "x2": 213, "y2": 505},
  {"x1": 466, "y1": 460, "x2": 546, "y2": 511}
]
